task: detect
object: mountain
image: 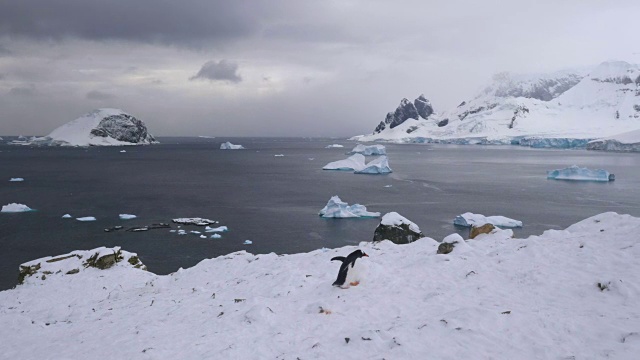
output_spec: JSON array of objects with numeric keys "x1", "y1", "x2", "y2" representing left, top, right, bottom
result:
[
  {"x1": 355, "y1": 61, "x2": 640, "y2": 148},
  {"x1": 21, "y1": 109, "x2": 158, "y2": 146}
]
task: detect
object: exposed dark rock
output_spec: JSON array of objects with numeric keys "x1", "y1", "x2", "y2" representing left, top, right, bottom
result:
[
  {"x1": 126, "y1": 223, "x2": 171, "y2": 232},
  {"x1": 373, "y1": 220, "x2": 424, "y2": 244},
  {"x1": 89, "y1": 113, "x2": 157, "y2": 144},
  {"x1": 104, "y1": 225, "x2": 123, "y2": 232},
  {"x1": 414, "y1": 94, "x2": 434, "y2": 119},
  {"x1": 374, "y1": 121, "x2": 387, "y2": 133},
  {"x1": 470, "y1": 223, "x2": 496, "y2": 239},
  {"x1": 437, "y1": 242, "x2": 457, "y2": 254},
  {"x1": 66, "y1": 268, "x2": 80, "y2": 275},
  {"x1": 84, "y1": 251, "x2": 122, "y2": 270},
  {"x1": 437, "y1": 119, "x2": 449, "y2": 127},
  {"x1": 458, "y1": 101, "x2": 466, "y2": 107},
  {"x1": 406, "y1": 125, "x2": 418, "y2": 134},
  {"x1": 18, "y1": 263, "x2": 41, "y2": 284},
  {"x1": 509, "y1": 105, "x2": 530, "y2": 129}
]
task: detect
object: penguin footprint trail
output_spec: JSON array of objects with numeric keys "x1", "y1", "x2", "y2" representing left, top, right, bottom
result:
[{"x1": 331, "y1": 250, "x2": 368, "y2": 288}]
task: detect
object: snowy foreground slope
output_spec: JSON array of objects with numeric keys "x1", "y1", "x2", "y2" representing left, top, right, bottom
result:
[
  {"x1": 2, "y1": 212, "x2": 640, "y2": 359},
  {"x1": 19, "y1": 108, "x2": 157, "y2": 146},
  {"x1": 355, "y1": 61, "x2": 640, "y2": 148}
]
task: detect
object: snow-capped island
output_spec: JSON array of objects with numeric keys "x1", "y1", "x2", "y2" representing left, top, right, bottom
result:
[
  {"x1": 17, "y1": 109, "x2": 158, "y2": 147},
  {"x1": 1, "y1": 212, "x2": 640, "y2": 358},
  {"x1": 353, "y1": 61, "x2": 640, "y2": 150}
]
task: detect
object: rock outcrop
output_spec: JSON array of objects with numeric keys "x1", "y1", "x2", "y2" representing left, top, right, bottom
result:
[
  {"x1": 414, "y1": 94, "x2": 434, "y2": 119},
  {"x1": 373, "y1": 212, "x2": 424, "y2": 244},
  {"x1": 375, "y1": 95, "x2": 434, "y2": 133}
]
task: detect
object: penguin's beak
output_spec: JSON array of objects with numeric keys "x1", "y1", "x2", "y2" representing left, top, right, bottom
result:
[{"x1": 363, "y1": 253, "x2": 369, "y2": 257}]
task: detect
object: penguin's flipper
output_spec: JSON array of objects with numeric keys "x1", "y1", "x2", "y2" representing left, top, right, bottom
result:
[{"x1": 331, "y1": 256, "x2": 347, "y2": 262}]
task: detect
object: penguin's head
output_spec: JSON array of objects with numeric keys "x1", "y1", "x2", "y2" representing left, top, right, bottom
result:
[{"x1": 355, "y1": 250, "x2": 368, "y2": 258}]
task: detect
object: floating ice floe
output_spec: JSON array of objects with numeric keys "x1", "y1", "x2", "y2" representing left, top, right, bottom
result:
[
  {"x1": 119, "y1": 214, "x2": 137, "y2": 220},
  {"x1": 205, "y1": 226, "x2": 228, "y2": 233},
  {"x1": 318, "y1": 196, "x2": 380, "y2": 218},
  {"x1": 244, "y1": 240, "x2": 253, "y2": 245},
  {"x1": 384, "y1": 185, "x2": 392, "y2": 188},
  {"x1": 547, "y1": 165, "x2": 614, "y2": 182},
  {"x1": 62, "y1": 214, "x2": 72, "y2": 218},
  {"x1": 354, "y1": 156, "x2": 392, "y2": 174},
  {"x1": 76, "y1": 217, "x2": 96, "y2": 222},
  {"x1": 190, "y1": 231, "x2": 201, "y2": 234},
  {"x1": 349, "y1": 144, "x2": 386, "y2": 155},
  {"x1": 173, "y1": 218, "x2": 217, "y2": 226},
  {"x1": 9, "y1": 178, "x2": 24, "y2": 182},
  {"x1": 1, "y1": 203, "x2": 33, "y2": 213},
  {"x1": 199, "y1": 235, "x2": 207, "y2": 239},
  {"x1": 325, "y1": 144, "x2": 344, "y2": 148},
  {"x1": 453, "y1": 212, "x2": 523, "y2": 228},
  {"x1": 220, "y1": 142, "x2": 245, "y2": 150},
  {"x1": 274, "y1": 154, "x2": 284, "y2": 157},
  {"x1": 210, "y1": 234, "x2": 222, "y2": 239},
  {"x1": 323, "y1": 154, "x2": 366, "y2": 171}
]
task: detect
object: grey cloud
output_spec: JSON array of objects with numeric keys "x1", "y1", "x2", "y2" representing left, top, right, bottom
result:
[
  {"x1": 86, "y1": 90, "x2": 116, "y2": 100},
  {"x1": 9, "y1": 85, "x2": 36, "y2": 96},
  {"x1": 190, "y1": 60, "x2": 242, "y2": 83},
  {"x1": 0, "y1": 44, "x2": 10, "y2": 56}
]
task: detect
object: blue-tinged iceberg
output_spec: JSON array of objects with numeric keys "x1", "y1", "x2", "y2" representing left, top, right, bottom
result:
[
  {"x1": 354, "y1": 156, "x2": 392, "y2": 174},
  {"x1": 453, "y1": 212, "x2": 523, "y2": 228},
  {"x1": 323, "y1": 154, "x2": 366, "y2": 171},
  {"x1": 349, "y1": 144, "x2": 387, "y2": 155},
  {"x1": 220, "y1": 142, "x2": 245, "y2": 150},
  {"x1": 1, "y1": 203, "x2": 33, "y2": 213},
  {"x1": 318, "y1": 196, "x2": 380, "y2": 218},
  {"x1": 547, "y1": 165, "x2": 614, "y2": 182}
]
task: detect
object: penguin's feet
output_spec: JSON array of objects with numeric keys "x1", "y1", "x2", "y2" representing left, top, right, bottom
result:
[{"x1": 349, "y1": 281, "x2": 360, "y2": 286}]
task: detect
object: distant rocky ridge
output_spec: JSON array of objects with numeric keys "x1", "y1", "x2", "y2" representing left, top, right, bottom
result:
[{"x1": 375, "y1": 94, "x2": 434, "y2": 133}]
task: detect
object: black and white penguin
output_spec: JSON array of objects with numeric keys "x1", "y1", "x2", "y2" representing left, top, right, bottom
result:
[{"x1": 331, "y1": 250, "x2": 368, "y2": 288}]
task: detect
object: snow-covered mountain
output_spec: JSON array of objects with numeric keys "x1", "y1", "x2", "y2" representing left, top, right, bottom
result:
[
  {"x1": 354, "y1": 61, "x2": 640, "y2": 148},
  {"x1": 19, "y1": 108, "x2": 158, "y2": 147}
]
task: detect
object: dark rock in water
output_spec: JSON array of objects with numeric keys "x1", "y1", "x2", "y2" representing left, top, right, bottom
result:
[
  {"x1": 104, "y1": 225, "x2": 123, "y2": 232},
  {"x1": 470, "y1": 223, "x2": 496, "y2": 239},
  {"x1": 437, "y1": 119, "x2": 449, "y2": 127},
  {"x1": 126, "y1": 223, "x2": 171, "y2": 232},
  {"x1": 89, "y1": 113, "x2": 157, "y2": 144},
  {"x1": 414, "y1": 94, "x2": 434, "y2": 119},
  {"x1": 172, "y1": 218, "x2": 218, "y2": 226}
]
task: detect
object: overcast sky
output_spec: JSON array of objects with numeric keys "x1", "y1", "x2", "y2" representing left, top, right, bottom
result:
[{"x1": 1, "y1": 0, "x2": 639, "y2": 137}]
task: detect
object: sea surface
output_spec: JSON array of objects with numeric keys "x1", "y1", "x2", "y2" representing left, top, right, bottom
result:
[{"x1": 1, "y1": 137, "x2": 640, "y2": 290}]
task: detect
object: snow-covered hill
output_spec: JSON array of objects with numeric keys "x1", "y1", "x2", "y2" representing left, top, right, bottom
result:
[
  {"x1": 1, "y1": 212, "x2": 639, "y2": 359},
  {"x1": 355, "y1": 61, "x2": 640, "y2": 149},
  {"x1": 19, "y1": 109, "x2": 158, "y2": 147}
]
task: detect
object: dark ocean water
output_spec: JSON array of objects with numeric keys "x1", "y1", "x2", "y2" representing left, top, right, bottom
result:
[{"x1": 1, "y1": 137, "x2": 639, "y2": 290}]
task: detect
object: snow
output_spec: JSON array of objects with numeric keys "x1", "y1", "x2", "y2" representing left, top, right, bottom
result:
[
  {"x1": 380, "y1": 212, "x2": 421, "y2": 233},
  {"x1": 21, "y1": 108, "x2": 157, "y2": 147},
  {"x1": 243, "y1": 240, "x2": 253, "y2": 245},
  {"x1": 547, "y1": 165, "x2": 614, "y2": 182},
  {"x1": 349, "y1": 144, "x2": 387, "y2": 155},
  {"x1": 2, "y1": 212, "x2": 640, "y2": 359},
  {"x1": 1, "y1": 203, "x2": 33, "y2": 213},
  {"x1": 354, "y1": 156, "x2": 393, "y2": 174},
  {"x1": 318, "y1": 196, "x2": 381, "y2": 218},
  {"x1": 220, "y1": 142, "x2": 245, "y2": 150},
  {"x1": 9, "y1": 178, "x2": 24, "y2": 182},
  {"x1": 76, "y1": 216, "x2": 96, "y2": 221},
  {"x1": 353, "y1": 61, "x2": 640, "y2": 150},
  {"x1": 62, "y1": 214, "x2": 72, "y2": 219},
  {"x1": 453, "y1": 212, "x2": 523, "y2": 228},
  {"x1": 323, "y1": 154, "x2": 366, "y2": 171},
  {"x1": 325, "y1": 144, "x2": 344, "y2": 148},
  {"x1": 119, "y1": 214, "x2": 137, "y2": 220}
]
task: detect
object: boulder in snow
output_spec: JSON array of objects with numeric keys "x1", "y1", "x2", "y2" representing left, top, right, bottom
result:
[
  {"x1": 373, "y1": 212, "x2": 424, "y2": 244},
  {"x1": 469, "y1": 224, "x2": 496, "y2": 239}
]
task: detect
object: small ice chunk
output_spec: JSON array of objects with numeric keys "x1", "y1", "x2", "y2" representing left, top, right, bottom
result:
[
  {"x1": 205, "y1": 226, "x2": 228, "y2": 232},
  {"x1": 199, "y1": 235, "x2": 207, "y2": 239},
  {"x1": 210, "y1": 234, "x2": 222, "y2": 239},
  {"x1": 308, "y1": 158, "x2": 315, "y2": 160},
  {"x1": 274, "y1": 154, "x2": 284, "y2": 157},
  {"x1": 220, "y1": 141, "x2": 245, "y2": 150},
  {"x1": 244, "y1": 240, "x2": 253, "y2": 245},
  {"x1": 119, "y1": 214, "x2": 137, "y2": 220},
  {"x1": 547, "y1": 165, "x2": 614, "y2": 182},
  {"x1": 384, "y1": 185, "x2": 392, "y2": 188},
  {"x1": 354, "y1": 156, "x2": 392, "y2": 174},
  {"x1": 319, "y1": 196, "x2": 380, "y2": 218},
  {"x1": 170, "y1": 230, "x2": 177, "y2": 233},
  {"x1": 190, "y1": 231, "x2": 201, "y2": 234},
  {"x1": 76, "y1": 216, "x2": 96, "y2": 221},
  {"x1": 1, "y1": 203, "x2": 33, "y2": 213},
  {"x1": 349, "y1": 144, "x2": 386, "y2": 156},
  {"x1": 62, "y1": 214, "x2": 72, "y2": 218},
  {"x1": 120, "y1": 150, "x2": 126, "y2": 153},
  {"x1": 453, "y1": 212, "x2": 523, "y2": 228},
  {"x1": 323, "y1": 154, "x2": 366, "y2": 171},
  {"x1": 9, "y1": 178, "x2": 24, "y2": 182},
  {"x1": 325, "y1": 144, "x2": 344, "y2": 148}
]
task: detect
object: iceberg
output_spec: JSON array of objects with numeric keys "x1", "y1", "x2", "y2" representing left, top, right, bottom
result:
[
  {"x1": 9, "y1": 178, "x2": 24, "y2": 182},
  {"x1": 62, "y1": 214, "x2": 72, "y2": 218},
  {"x1": 325, "y1": 144, "x2": 344, "y2": 148},
  {"x1": 76, "y1": 216, "x2": 96, "y2": 221},
  {"x1": 547, "y1": 165, "x2": 614, "y2": 182},
  {"x1": 323, "y1": 154, "x2": 366, "y2": 171},
  {"x1": 210, "y1": 234, "x2": 222, "y2": 239},
  {"x1": 220, "y1": 142, "x2": 245, "y2": 150},
  {"x1": 274, "y1": 154, "x2": 284, "y2": 157},
  {"x1": 244, "y1": 240, "x2": 253, "y2": 245},
  {"x1": 205, "y1": 226, "x2": 228, "y2": 232},
  {"x1": 453, "y1": 212, "x2": 523, "y2": 228},
  {"x1": 173, "y1": 218, "x2": 217, "y2": 226},
  {"x1": 318, "y1": 196, "x2": 380, "y2": 218},
  {"x1": 1, "y1": 203, "x2": 33, "y2": 213},
  {"x1": 354, "y1": 156, "x2": 393, "y2": 174},
  {"x1": 119, "y1": 214, "x2": 137, "y2": 220},
  {"x1": 349, "y1": 144, "x2": 386, "y2": 155}
]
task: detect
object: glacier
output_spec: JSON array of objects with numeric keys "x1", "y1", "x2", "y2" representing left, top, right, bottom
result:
[
  {"x1": 453, "y1": 212, "x2": 523, "y2": 228},
  {"x1": 318, "y1": 196, "x2": 380, "y2": 218},
  {"x1": 547, "y1": 165, "x2": 614, "y2": 182},
  {"x1": 587, "y1": 129, "x2": 640, "y2": 152}
]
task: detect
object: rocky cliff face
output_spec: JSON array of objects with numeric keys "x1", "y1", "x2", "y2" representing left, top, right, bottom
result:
[
  {"x1": 89, "y1": 113, "x2": 156, "y2": 144},
  {"x1": 375, "y1": 95, "x2": 434, "y2": 133}
]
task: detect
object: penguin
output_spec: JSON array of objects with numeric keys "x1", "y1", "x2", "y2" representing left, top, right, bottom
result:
[{"x1": 331, "y1": 250, "x2": 368, "y2": 288}]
